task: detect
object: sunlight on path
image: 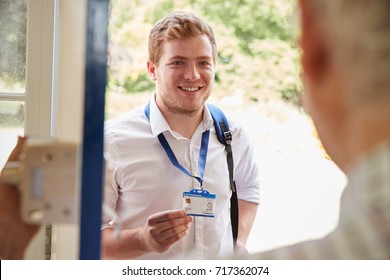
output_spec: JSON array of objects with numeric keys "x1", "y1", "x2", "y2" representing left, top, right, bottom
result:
[{"x1": 226, "y1": 102, "x2": 347, "y2": 253}]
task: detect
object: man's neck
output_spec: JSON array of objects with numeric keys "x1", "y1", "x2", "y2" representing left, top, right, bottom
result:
[
  {"x1": 163, "y1": 109, "x2": 204, "y2": 139},
  {"x1": 344, "y1": 112, "x2": 390, "y2": 172}
]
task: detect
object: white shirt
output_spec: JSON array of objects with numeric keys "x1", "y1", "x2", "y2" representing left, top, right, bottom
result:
[{"x1": 103, "y1": 97, "x2": 260, "y2": 259}]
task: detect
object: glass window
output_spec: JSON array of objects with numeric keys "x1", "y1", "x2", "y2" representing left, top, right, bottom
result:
[
  {"x1": 0, "y1": 101, "x2": 24, "y2": 168},
  {"x1": 0, "y1": 0, "x2": 28, "y2": 94},
  {"x1": 0, "y1": 0, "x2": 27, "y2": 168}
]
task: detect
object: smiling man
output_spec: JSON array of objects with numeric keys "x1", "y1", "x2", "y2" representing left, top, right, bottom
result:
[{"x1": 101, "y1": 11, "x2": 260, "y2": 259}]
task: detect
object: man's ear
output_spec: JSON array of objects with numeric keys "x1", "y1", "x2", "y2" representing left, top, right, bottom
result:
[
  {"x1": 147, "y1": 61, "x2": 157, "y2": 81},
  {"x1": 299, "y1": 0, "x2": 329, "y2": 83}
]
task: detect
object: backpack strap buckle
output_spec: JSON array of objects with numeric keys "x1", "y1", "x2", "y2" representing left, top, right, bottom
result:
[{"x1": 223, "y1": 131, "x2": 232, "y2": 145}]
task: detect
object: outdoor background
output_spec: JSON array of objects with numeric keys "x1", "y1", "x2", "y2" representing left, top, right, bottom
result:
[
  {"x1": 0, "y1": 0, "x2": 347, "y2": 254},
  {"x1": 105, "y1": 0, "x2": 347, "y2": 253}
]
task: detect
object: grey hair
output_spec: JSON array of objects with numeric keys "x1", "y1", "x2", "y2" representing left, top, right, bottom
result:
[{"x1": 308, "y1": 0, "x2": 390, "y2": 106}]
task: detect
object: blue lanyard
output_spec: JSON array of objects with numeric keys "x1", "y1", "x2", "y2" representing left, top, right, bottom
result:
[{"x1": 145, "y1": 102, "x2": 210, "y2": 188}]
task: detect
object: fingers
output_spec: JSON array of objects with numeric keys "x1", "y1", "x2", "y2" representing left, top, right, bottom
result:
[
  {"x1": 149, "y1": 209, "x2": 188, "y2": 224},
  {"x1": 148, "y1": 210, "x2": 192, "y2": 240},
  {"x1": 148, "y1": 210, "x2": 192, "y2": 238},
  {"x1": 158, "y1": 218, "x2": 191, "y2": 240},
  {"x1": 160, "y1": 225, "x2": 189, "y2": 247},
  {"x1": 7, "y1": 136, "x2": 26, "y2": 162},
  {"x1": 143, "y1": 209, "x2": 193, "y2": 253},
  {"x1": 148, "y1": 223, "x2": 190, "y2": 253},
  {"x1": 0, "y1": 137, "x2": 40, "y2": 259},
  {"x1": 1, "y1": 136, "x2": 26, "y2": 185}
]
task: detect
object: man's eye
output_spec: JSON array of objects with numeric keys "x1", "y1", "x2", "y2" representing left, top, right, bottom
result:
[
  {"x1": 172, "y1": 61, "x2": 184, "y2": 65},
  {"x1": 199, "y1": 61, "x2": 211, "y2": 67}
]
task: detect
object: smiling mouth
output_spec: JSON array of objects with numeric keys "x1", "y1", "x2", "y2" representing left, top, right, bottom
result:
[{"x1": 178, "y1": 86, "x2": 204, "y2": 92}]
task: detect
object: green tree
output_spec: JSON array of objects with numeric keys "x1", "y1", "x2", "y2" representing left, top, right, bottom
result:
[
  {"x1": 190, "y1": 0, "x2": 295, "y2": 55},
  {"x1": 0, "y1": 0, "x2": 27, "y2": 85},
  {"x1": 107, "y1": 0, "x2": 301, "y2": 105}
]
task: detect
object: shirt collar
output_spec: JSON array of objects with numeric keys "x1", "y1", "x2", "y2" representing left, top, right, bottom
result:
[
  {"x1": 201, "y1": 104, "x2": 215, "y2": 131},
  {"x1": 148, "y1": 95, "x2": 170, "y2": 137},
  {"x1": 148, "y1": 95, "x2": 214, "y2": 138}
]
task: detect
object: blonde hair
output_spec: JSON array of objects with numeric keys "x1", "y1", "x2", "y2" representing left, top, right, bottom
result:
[{"x1": 148, "y1": 11, "x2": 217, "y2": 65}]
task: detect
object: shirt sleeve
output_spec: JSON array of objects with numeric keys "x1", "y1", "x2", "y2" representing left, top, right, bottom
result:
[
  {"x1": 101, "y1": 130, "x2": 120, "y2": 230},
  {"x1": 232, "y1": 123, "x2": 261, "y2": 204}
]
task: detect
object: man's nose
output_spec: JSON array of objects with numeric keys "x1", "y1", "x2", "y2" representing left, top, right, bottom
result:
[{"x1": 184, "y1": 64, "x2": 200, "y2": 81}]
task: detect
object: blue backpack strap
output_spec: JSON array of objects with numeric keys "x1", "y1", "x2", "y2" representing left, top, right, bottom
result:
[
  {"x1": 207, "y1": 103, "x2": 239, "y2": 249},
  {"x1": 207, "y1": 103, "x2": 232, "y2": 145}
]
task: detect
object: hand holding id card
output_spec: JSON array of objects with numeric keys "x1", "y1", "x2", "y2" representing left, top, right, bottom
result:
[{"x1": 183, "y1": 189, "x2": 216, "y2": 218}]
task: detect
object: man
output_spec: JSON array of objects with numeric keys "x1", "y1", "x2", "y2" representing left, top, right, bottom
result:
[
  {"x1": 102, "y1": 11, "x2": 260, "y2": 259},
  {"x1": 0, "y1": 137, "x2": 40, "y2": 260},
  {"x1": 248, "y1": 0, "x2": 390, "y2": 259}
]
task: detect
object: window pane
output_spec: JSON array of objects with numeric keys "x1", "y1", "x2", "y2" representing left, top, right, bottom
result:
[
  {"x1": 0, "y1": 0, "x2": 28, "y2": 94},
  {"x1": 0, "y1": 101, "x2": 24, "y2": 169}
]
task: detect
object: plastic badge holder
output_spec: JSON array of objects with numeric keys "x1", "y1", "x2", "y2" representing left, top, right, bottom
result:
[{"x1": 183, "y1": 189, "x2": 216, "y2": 218}]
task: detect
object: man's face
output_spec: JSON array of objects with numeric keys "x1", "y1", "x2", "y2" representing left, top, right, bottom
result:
[{"x1": 148, "y1": 35, "x2": 215, "y2": 116}]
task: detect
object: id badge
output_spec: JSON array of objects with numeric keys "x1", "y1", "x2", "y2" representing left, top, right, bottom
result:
[{"x1": 183, "y1": 189, "x2": 216, "y2": 218}]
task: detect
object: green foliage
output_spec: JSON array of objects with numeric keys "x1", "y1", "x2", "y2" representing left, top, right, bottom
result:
[
  {"x1": 190, "y1": 0, "x2": 294, "y2": 55},
  {"x1": 248, "y1": 38, "x2": 301, "y2": 103},
  {"x1": 0, "y1": 0, "x2": 27, "y2": 85},
  {"x1": 107, "y1": 0, "x2": 301, "y2": 105},
  {"x1": 120, "y1": 72, "x2": 154, "y2": 93},
  {"x1": 145, "y1": 0, "x2": 177, "y2": 24},
  {"x1": 0, "y1": 102, "x2": 24, "y2": 127}
]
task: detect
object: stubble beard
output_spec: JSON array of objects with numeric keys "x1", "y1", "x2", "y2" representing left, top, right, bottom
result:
[
  {"x1": 160, "y1": 88, "x2": 212, "y2": 117},
  {"x1": 163, "y1": 98, "x2": 202, "y2": 117}
]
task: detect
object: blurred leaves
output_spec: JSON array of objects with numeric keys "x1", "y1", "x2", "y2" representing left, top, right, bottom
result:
[
  {"x1": 108, "y1": 0, "x2": 301, "y2": 104},
  {"x1": 0, "y1": 0, "x2": 27, "y2": 87}
]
